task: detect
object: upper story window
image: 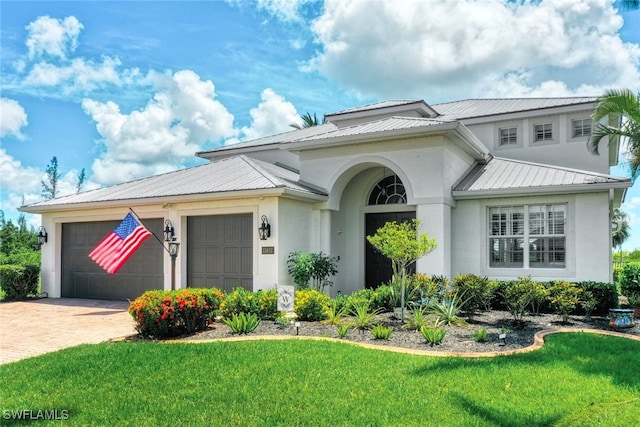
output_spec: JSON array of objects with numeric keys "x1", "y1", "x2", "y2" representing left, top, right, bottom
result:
[
  {"x1": 572, "y1": 118, "x2": 592, "y2": 138},
  {"x1": 368, "y1": 174, "x2": 407, "y2": 205},
  {"x1": 499, "y1": 127, "x2": 517, "y2": 146},
  {"x1": 489, "y1": 204, "x2": 566, "y2": 269},
  {"x1": 534, "y1": 123, "x2": 553, "y2": 142}
]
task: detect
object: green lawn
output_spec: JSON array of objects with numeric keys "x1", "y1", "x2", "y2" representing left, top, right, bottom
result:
[{"x1": 1, "y1": 333, "x2": 639, "y2": 426}]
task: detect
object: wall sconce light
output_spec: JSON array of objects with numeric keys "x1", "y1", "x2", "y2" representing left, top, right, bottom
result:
[
  {"x1": 258, "y1": 215, "x2": 271, "y2": 240},
  {"x1": 37, "y1": 226, "x2": 48, "y2": 245},
  {"x1": 164, "y1": 219, "x2": 175, "y2": 242}
]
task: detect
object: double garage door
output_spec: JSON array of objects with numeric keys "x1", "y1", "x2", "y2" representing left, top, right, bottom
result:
[{"x1": 61, "y1": 214, "x2": 253, "y2": 300}]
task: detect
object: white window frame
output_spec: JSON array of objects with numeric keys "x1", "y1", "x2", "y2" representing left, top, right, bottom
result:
[
  {"x1": 571, "y1": 118, "x2": 592, "y2": 138},
  {"x1": 534, "y1": 123, "x2": 553, "y2": 142},
  {"x1": 488, "y1": 204, "x2": 566, "y2": 269},
  {"x1": 499, "y1": 127, "x2": 518, "y2": 146}
]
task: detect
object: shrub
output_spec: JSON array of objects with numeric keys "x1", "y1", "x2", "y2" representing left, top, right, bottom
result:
[
  {"x1": 404, "y1": 305, "x2": 430, "y2": 331},
  {"x1": 128, "y1": 288, "x2": 224, "y2": 338},
  {"x1": 223, "y1": 312, "x2": 261, "y2": 334},
  {"x1": 617, "y1": 263, "x2": 640, "y2": 297},
  {"x1": 427, "y1": 292, "x2": 467, "y2": 326},
  {"x1": 581, "y1": 291, "x2": 597, "y2": 320},
  {"x1": 336, "y1": 324, "x2": 350, "y2": 338},
  {"x1": 421, "y1": 326, "x2": 446, "y2": 346},
  {"x1": 575, "y1": 282, "x2": 618, "y2": 314},
  {"x1": 346, "y1": 288, "x2": 375, "y2": 308},
  {"x1": 502, "y1": 277, "x2": 538, "y2": 322},
  {"x1": 287, "y1": 251, "x2": 338, "y2": 291},
  {"x1": 0, "y1": 264, "x2": 40, "y2": 301},
  {"x1": 349, "y1": 300, "x2": 382, "y2": 332},
  {"x1": 549, "y1": 281, "x2": 582, "y2": 323},
  {"x1": 323, "y1": 298, "x2": 347, "y2": 325},
  {"x1": 370, "y1": 285, "x2": 395, "y2": 311},
  {"x1": 256, "y1": 289, "x2": 279, "y2": 320},
  {"x1": 452, "y1": 274, "x2": 497, "y2": 312},
  {"x1": 473, "y1": 328, "x2": 488, "y2": 343},
  {"x1": 407, "y1": 273, "x2": 440, "y2": 306},
  {"x1": 529, "y1": 281, "x2": 550, "y2": 315},
  {"x1": 219, "y1": 288, "x2": 260, "y2": 319},
  {"x1": 371, "y1": 324, "x2": 393, "y2": 340},
  {"x1": 294, "y1": 289, "x2": 330, "y2": 321}
]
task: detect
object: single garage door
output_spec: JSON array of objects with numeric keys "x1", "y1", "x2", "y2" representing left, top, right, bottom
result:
[
  {"x1": 61, "y1": 219, "x2": 164, "y2": 300},
  {"x1": 187, "y1": 214, "x2": 253, "y2": 292}
]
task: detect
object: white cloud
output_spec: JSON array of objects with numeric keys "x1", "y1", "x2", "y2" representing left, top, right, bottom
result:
[
  {"x1": 308, "y1": 0, "x2": 640, "y2": 101},
  {"x1": 230, "y1": 0, "x2": 310, "y2": 23},
  {"x1": 234, "y1": 88, "x2": 301, "y2": 143},
  {"x1": 0, "y1": 98, "x2": 28, "y2": 139},
  {"x1": 82, "y1": 70, "x2": 236, "y2": 185},
  {"x1": 25, "y1": 15, "x2": 83, "y2": 60},
  {"x1": 0, "y1": 149, "x2": 42, "y2": 194}
]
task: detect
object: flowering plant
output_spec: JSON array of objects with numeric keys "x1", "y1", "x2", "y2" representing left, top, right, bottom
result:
[{"x1": 128, "y1": 288, "x2": 224, "y2": 338}]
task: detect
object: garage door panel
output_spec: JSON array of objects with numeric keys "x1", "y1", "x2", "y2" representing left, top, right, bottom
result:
[
  {"x1": 62, "y1": 219, "x2": 164, "y2": 300},
  {"x1": 188, "y1": 214, "x2": 253, "y2": 293}
]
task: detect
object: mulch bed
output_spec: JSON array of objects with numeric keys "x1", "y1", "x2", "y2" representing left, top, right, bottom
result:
[{"x1": 173, "y1": 310, "x2": 640, "y2": 354}]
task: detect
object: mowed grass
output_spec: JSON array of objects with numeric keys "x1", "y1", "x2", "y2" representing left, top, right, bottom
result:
[{"x1": 1, "y1": 333, "x2": 639, "y2": 426}]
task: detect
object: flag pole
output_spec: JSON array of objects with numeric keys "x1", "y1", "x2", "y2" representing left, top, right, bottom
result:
[{"x1": 128, "y1": 207, "x2": 170, "y2": 254}]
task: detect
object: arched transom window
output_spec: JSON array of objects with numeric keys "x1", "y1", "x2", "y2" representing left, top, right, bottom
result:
[{"x1": 368, "y1": 174, "x2": 407, "y2": 205}]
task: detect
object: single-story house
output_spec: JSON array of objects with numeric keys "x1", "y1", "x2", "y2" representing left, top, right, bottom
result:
[{"x1": 21, "y1": 98, "x2": 631, "y2": 300}]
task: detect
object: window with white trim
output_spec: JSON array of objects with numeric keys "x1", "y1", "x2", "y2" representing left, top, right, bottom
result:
[
  {"x1": 572, "y1": 118, "x2": 591, "y2": 138},
  {"x1": 534, "y1": 123, "x2": 553, "y2": 142},
  {"x1": 489, "y1": 204, "x2": 566, "y2": 269},
  {"x1": 499, "y1": 127, "x2": 517, "y2": 146}
]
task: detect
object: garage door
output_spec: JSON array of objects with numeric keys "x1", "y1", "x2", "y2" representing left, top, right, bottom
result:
[
  {"x1": 61, "y1": 219, "x2": 164, "y2": 300},
  {"x1": 187, "y1": 214, "x2": 253, "y2": 292}
]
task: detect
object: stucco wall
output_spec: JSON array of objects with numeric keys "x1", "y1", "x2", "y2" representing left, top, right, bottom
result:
[{"x1": 451, "y1": 192, "x2": 612, "y2": 282}]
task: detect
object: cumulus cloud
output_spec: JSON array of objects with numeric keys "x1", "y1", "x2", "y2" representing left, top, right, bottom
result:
[
  {"x1": 25, "y1": 15, "x2": 83, "y2": 60},
  {"x1": 82, "y1": 70, "x2": 236, "y2": 185},
  {"x1": 308, "y1": 0, "x2": 640, "y2": 101},
  {"x1": 230, "y1": 88, "x2": 301, "y2": 143},
  {"x1": 0, "y1": 98, "x2": 28, "y2": 139}
]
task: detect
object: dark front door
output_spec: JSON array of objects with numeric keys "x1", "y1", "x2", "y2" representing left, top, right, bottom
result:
[{"x1": 365, "y1": 211, "x2": 415, "y2": 288}]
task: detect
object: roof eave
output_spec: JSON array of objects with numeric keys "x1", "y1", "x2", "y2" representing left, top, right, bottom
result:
[
  {"x1": 20, "y1": 187, "x2": 327, "y2": 214},
  {"x1": 452, "y1": 181, "x2": 631, "y2": 200}
]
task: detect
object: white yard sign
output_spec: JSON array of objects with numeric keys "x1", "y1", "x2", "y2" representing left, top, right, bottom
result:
[{"x1": 277, "y1": 285, "x2": 295, "y2": 312}]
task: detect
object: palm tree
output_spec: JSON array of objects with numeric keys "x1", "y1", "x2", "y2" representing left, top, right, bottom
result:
[
  {"x1": 612, "y1": 208, "x2": 631, "y2": 264},
  {"x1": 587, "y1": 89, "x2": 640, "y2": 178},
  {"x1": 289, "y1": 112, "x2": 319, "y2": 130}
]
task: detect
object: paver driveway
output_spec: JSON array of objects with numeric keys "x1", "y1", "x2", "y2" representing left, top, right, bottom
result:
[{"x1": 0, "y1": 298, "x2": 135, "y2": 365}]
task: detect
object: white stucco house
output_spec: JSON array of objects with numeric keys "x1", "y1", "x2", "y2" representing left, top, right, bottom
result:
[{"x1": 21, "y1": 98, "x2": 631, "y2": 300}]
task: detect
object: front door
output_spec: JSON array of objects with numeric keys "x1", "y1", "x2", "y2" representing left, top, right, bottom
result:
[{"x1": 365, "y1": 211, "x2": 415, "y2": 288}]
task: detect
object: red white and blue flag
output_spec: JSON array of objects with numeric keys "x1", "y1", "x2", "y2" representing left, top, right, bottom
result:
[{"x1": 89, "y1": 213, "x2": 152, "y2": 274}]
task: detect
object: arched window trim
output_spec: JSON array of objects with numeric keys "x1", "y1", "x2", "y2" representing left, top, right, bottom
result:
[{"x1": 368, "y1": 174, "x2": 407, "y2": 205}]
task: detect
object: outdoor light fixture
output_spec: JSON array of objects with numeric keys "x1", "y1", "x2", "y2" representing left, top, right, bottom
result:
[
  {"x1": 37, "y1": 226, "x2": 48, "y2": 245},
  {"x1": 164, "y1": 219, "x2": 175, "y2": 242},
  {"x1": 168, "y1": 241, "x2": 180, "y2": 257},
  {"x1": 258, "y1": 215, "x2": 271, "y2": 240}
]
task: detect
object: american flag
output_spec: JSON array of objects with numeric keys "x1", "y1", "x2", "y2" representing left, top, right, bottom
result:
[{"x1": 89, "y1": 213, "x2": 152, "y2": 274}]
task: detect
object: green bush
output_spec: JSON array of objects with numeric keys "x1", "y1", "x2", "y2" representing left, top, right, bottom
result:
[
  {"x1": 0, "y1": 264, "x2": 39, "y2": 300},
  {"x1": 502, "y1": 277, "x2": 538, "y2": 322},
  {"x1": 420, "y1": 326, "x2": 446, "y2": 346},
  {"x1": 407, "y1": 273, "x2": 440, "y2": 305},
  {"x1": 219, "y1": 288, "x2": 261, "y2": 319},
  {"x1": 574, "y1": 282, "x2": 618, "y2": 314},
  {"x1": 128, "y1": 288, "x2": 224, "y2": 338},
  {"x1": 617, "y1": 263, "x2": 640, "y2": 297},
  {"x1": 370, "y1": 285, "x2": 395, "y2": 311},
  {"x1": 549, "y1": 281, "x2": 582, "y2": 323},
  {"x1": 452, "y1": 274, "x2": 497, "y2": 312},
  {"x1": 371, "y1": 324, "x2": 393, "y2": 340},
  {"x1": 286, "y1": 251, "x2": 338, "y2": 291},
  {"x1": 294, "y1": 289, "x2": 329, "y2": 321}
]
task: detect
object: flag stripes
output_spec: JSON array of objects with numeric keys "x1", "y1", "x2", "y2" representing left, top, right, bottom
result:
[{"x1": 88, "y1": 213, "x2": 152, "y2": 274}]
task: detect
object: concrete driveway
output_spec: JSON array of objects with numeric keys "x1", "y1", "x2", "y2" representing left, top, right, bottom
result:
[{"x1": 0, "y1": 298, "x2": 136, "y2": 365}]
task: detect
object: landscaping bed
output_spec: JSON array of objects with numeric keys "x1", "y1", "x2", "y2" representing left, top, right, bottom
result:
[{"x1": 176, "y1": 310, "x2": 640, "y2": 353}]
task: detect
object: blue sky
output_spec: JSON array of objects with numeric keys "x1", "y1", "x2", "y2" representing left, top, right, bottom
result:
[{"x1": 1, "y1": 0, "x2": 640, "y2": 247}]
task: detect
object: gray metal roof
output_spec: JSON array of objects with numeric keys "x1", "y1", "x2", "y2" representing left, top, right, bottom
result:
[
  {"x1": 325, "y1": 100, "x2": 424, "y2": 116},
  {"x1": 21, "y1": 155, "x2": 326, "y2": 211},
  {"x1": 433, "y1": 97, "x2": 596, "y2": 120},
  {"x1": 293, "y1": 116, "x2": 454, "y2": 143},
  {"x1": 453, "y1": 157, "x2": 630, "y2": 196}
]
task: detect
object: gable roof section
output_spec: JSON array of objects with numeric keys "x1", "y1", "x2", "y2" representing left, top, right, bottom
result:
[
  {"x1": 21, "y1": 155, "x2": 327, "y2": 213},
  {"x1": 433, "y1": 97, "x2": 596, "y2": 120},
  {"x1": 453, "y1": 157, "x2": 630, "y2": 199}
]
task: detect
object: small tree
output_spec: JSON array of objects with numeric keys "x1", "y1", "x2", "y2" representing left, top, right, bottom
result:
[
  {"x1": 366, "y1": 219, "x2": 437, "y2": 321},
  {"x1": 287, "y1": 251, "x2": 338, "y2": 291},
  {"x1": 41, "y1": 156, "x2": 61, "y2": 200},
  {"x1": 549, "y1": 281, "x2": 582, "y2": 323}
]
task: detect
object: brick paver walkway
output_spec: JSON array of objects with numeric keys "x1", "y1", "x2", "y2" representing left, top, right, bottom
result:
[{"x1": 0, "y1": 298, "x2": 135, "y2": 365}]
